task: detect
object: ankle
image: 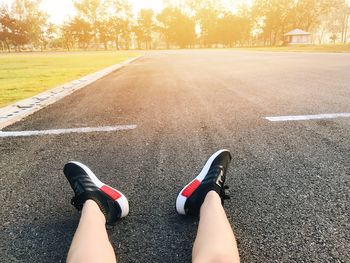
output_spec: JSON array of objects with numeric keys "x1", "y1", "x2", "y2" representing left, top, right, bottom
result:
[
  {"x1": 206, "y1": 190, "x2": 221, "y2": 200},
  {"x1": 82, "y1": 199, "x2": 105, "y2": 222},
  {"x1": 200, "y1": 191, "x2": 221, "y2": 212}
]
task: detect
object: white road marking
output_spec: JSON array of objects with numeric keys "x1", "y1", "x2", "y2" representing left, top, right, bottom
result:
[
  {"x1": 0, "y1": 125, "x2": 136, "y2": 138},
  {"x1": 265, "y1": 113, "x2": 350, "y2": 122}
]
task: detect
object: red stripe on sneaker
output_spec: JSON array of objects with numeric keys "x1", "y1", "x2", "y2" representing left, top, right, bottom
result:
[
  {"x1": 182, "y1": 179, "x2": 201, "y2": 197},
  {"x1": 101, "y1": 185, "x2": 122, "y2": 200}
]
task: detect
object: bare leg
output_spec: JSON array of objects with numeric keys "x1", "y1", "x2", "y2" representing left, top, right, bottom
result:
[
  {"x1": 192, "y1": 191, "x2": 240, "y2": 263},
  {"x1": 67, "y1": 200, "x2": 117, "y2": 263}
]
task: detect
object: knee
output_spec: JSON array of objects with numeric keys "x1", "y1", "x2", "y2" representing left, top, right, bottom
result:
[{"x1": 193, "y1": 253, "x2": 237, "y2": 263}]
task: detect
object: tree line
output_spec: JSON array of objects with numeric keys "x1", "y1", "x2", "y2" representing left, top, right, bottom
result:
[{"x1": 0, "y1": 0, "x2": 349, "y2": 52}]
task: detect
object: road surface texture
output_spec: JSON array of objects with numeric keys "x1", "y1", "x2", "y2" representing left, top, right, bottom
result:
[{"x1": 1, "y1": 50, "x2": 349, "y2": 263}]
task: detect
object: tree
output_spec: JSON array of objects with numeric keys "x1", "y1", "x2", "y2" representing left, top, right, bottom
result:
[
  {"x1": 1, "y1": 0, "x2": 347, "y2": 50},
  {"x1": 216, "y1": 13, "x2": 248, "y2": 47},
  {"x1": 69, "y1": 17, "x2": 93, "y2": 49},
  {"x1": 73, "y1": 0, "x2": 104, "y2": 47},
  {"x1": 293, "y1": 0, "x2": 337, "y2": 31},
  {"x1": 132, "y1": 24, "x2": 143, "y2": 49},
  {"x1": 197, "y1": 8, "x2": 220, "y2": 47},
  {"x1": 11, "y1": 0, "x2": 48, "y2": 49},
  {"x1": 157, "y1": 7, "x2": 196, "y2": 48},
  {"x1": 314, "y1": 1, "x2": 350, "y2": 44},
  {"x1": 0, "y1": 6, "x2": 34, "y2": 52},
  {"x1": 108, "y1": 0, "x2": 133, "y2": 49},
  {"x1": 135, "y1": 9, "x2": 154, "y2": 49},
  {"x1": 71, "y1": 0, "x2": 134, "y2": 50},
  {"x1": 252, "y1": 0, "x2": 296, "y2": 45},
  {"x1": 0, "y1": 0, "x2": 54, "y2": 51},
  {"x1": 290, "y1": 0, "x2": 348, "y2": 45},
  {"x1": 251, "y1": 0, "x2": 339, "y2": 45},
  {"x1": 58, "y1": 22, "x2": 75, "y2": 50},
  {"x1": 0, "y1": 6, "x2": 15, "y2": 52},
  {"x1": 186, "y1": 0, "x2": 223, "y2": 47},
  {"x1": 235, "y1": 3, "x2": 253, "y2": 46},
  {"x1": 39, "y1": 22, "x2": 56, "y2": 50},
  {"x1": 340, "y1": 4, "x2": 350, "y2": 43},
  {"x1": 96, "y1": 18, "x2": 114, "y2": 50}
]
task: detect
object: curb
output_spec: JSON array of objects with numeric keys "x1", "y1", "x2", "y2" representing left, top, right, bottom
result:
[{"x1": 0, "y1": 55, "x2": 142, "y2": 130}]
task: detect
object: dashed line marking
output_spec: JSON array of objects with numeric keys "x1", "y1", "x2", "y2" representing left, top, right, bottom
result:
[
  {"x1": 265, "y1": 113, "x2": 350, "y2": 122},
  {"x1": 0, "y1": 125, "x2": 137, "y2": 138}
]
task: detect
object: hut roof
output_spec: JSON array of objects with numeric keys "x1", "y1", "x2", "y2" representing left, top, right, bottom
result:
[{"x1": 284, "y1": 29, "x2": 311, "y2": 36}]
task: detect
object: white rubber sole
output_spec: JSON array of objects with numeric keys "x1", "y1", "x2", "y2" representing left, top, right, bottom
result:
[
  {"x1": 68, "y1": 161, "x2": 129, "y2": 218},
  {"x1": 175, "y1": 149, "x2": 230, "y2": 215}
]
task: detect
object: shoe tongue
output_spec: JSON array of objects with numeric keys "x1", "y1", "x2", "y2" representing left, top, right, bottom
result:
[{"x1": 71, "y1": 192, "x2": 90, "y2": 210}]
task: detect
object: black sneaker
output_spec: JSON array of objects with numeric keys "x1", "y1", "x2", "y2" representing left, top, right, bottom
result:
[
  {"x1": 176, "y1": 149, "x2": 232, "y2": 216},
  {"x1": 63, "y1": 161, "x2": 129, "y2": 225}
]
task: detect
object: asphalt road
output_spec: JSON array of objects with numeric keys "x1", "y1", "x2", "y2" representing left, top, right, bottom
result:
[{"x1": 1, "y1": 50, "x2": 349, "y2": 263}]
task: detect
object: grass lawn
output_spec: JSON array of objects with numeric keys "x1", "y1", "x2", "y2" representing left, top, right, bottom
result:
[
  {"x1": 233, "y1": 44, "x2": 350, "y2": 53},
  {"x1": 0, "y1": 51, "x2": 138, "y2": 107}
]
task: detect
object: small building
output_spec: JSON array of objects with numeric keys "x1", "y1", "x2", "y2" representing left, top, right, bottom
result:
[{"x1": 284, "y1": 29, "x2": 312, "y2": 44}]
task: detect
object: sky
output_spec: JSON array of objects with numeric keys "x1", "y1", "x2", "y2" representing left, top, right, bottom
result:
[
  {"x1": 1, "y1": 0, "x2": 349, "y2": 24},
  {"x1": 40, "y1": 0, "x2": 165, "y2": 24},
  {"x1": 2, "y1": 0, "x2": 258, "y2": 25},
  {"x1": 1, "y1": 0, "x2": 166, "y2": 24}
]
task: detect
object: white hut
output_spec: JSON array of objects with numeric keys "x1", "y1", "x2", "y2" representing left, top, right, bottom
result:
[{"x1": 284, "y1": 29, "x2": 312, "y2": 44}]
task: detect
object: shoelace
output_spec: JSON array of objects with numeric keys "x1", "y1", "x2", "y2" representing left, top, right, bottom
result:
[
  {"x1": 71, "y1": 193, "x2": 86, "y2": 211},
  {"x1": 216, "y1": 169, "x2": 230, "y2": 201},
  {"x1": 220, "y1": 185, "x2": 231, "y2": 204},
  {"x1": 71, "y1": 192, "x2": 108, "y2": 220}
]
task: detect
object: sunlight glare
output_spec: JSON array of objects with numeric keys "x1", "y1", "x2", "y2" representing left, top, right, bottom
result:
[{"x1": 36, "y1": 0, "x2": 253, "y2": 24}]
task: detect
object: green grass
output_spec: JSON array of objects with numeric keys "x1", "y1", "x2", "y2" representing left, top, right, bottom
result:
[
  {"x1": 233, "y1": 44, "x2": 350, "y2": 53},
  {"x1": 0, "y1": 51, "x2": 138, "y2": 107}
]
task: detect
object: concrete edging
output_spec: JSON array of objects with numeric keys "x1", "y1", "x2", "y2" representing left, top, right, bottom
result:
[{"x1": 0, "y1": 55, "x2": 142, "y2": 130}]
